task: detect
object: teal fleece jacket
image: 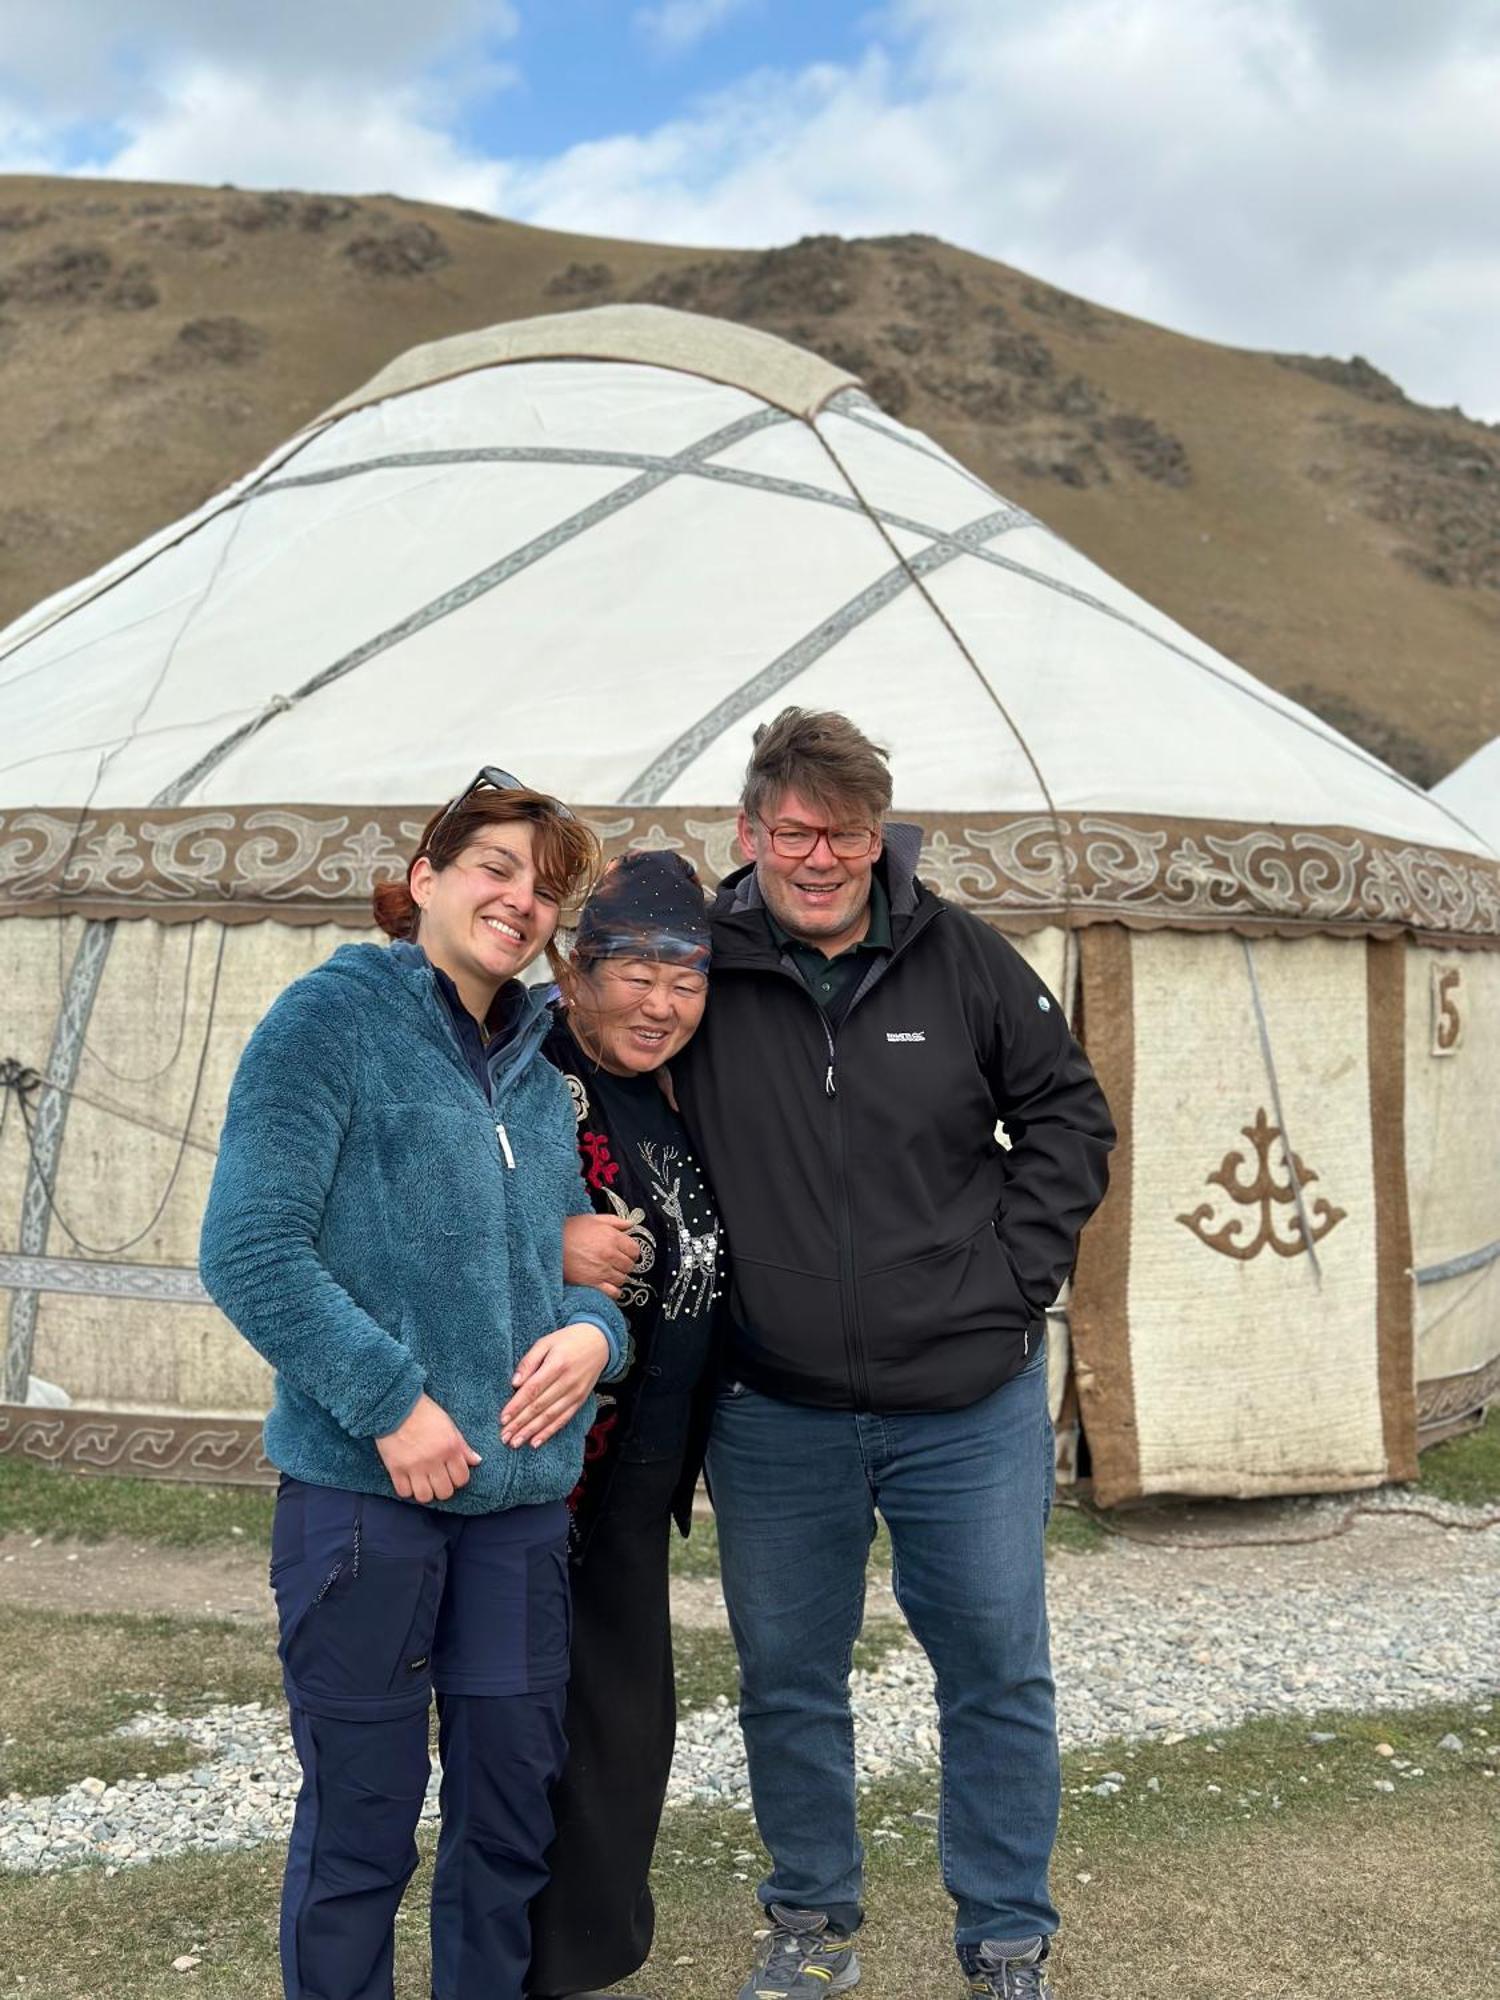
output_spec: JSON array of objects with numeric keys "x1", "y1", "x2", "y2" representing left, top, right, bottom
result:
[{"x1": 199, "y1": 942, "x2": 628, "y2": 1514}]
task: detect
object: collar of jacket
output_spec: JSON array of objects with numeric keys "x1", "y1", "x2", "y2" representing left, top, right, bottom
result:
[
  {"x1": 710, "y1": 820, "x2": 936, "y2": 968},
  {"x1": 370, "y1": 939, "x2": 553, "y2": 1100}
]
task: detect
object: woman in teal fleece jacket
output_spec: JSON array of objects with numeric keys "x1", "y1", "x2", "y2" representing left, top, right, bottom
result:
[{"x1": 199, "y1": 774, "x2": 627, "y2": 2000}]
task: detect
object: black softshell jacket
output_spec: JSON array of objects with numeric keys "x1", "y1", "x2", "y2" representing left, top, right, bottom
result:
[{"x1": 675, "y1": 826, "x2": 1115, "y2": 1412}]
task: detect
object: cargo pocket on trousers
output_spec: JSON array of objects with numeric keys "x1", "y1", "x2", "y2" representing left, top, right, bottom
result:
[
  {"x1": 283, "y1": 1546, "x2": 445, "y2": 1715},
  {"x1": 525, "y1": 1536, "x2": 572, "y2": 1692}
]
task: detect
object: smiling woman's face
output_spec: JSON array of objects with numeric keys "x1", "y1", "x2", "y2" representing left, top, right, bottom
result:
[
  {"x1": 571, "y1": 956, "x2": 709, "y2": 1075},
  {"x1": 410, "y1": 821, "x2": 561, "y2": 1003}
]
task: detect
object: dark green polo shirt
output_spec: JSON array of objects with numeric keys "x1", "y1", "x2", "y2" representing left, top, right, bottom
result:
[{"x1": 766, "y1": 876, "x2": 892, "y2": 1029}]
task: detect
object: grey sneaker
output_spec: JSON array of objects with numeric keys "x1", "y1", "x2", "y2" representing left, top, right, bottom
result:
[
  {"x1": 736, "y1": 1904, "x2": 861, "y2": 1999},
  {"x1": 964, "y1": 1936, "x2": 1053, "y2": 1997}
]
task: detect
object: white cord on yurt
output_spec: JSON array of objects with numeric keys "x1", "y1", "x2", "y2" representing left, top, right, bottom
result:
[{"x1": 807, "y1": 418, "x2": 1081, "y2": 978}]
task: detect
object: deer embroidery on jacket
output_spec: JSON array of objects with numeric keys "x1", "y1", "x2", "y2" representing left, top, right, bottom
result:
[{"x1": 638, "y1": 1139, "x2": 719, "y2": 1320}]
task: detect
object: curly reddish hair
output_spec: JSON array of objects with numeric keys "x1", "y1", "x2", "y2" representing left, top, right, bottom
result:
[{"x1": 372, "y1": 788, "x2": 601, "y2": 980}]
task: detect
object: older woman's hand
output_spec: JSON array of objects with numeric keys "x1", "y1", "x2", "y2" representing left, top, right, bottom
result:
[
  {"x1": 501, "y1": 1322, "x2": 612, "y2": 1448},
  {"x1": 562, "y1": 1211, "x2": 640, "y2": 1298}
]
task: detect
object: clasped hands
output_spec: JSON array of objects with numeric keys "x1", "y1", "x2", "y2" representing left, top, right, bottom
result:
[{"x1": 375, "y1": 1215, "x2": 639, "y2": 1503}]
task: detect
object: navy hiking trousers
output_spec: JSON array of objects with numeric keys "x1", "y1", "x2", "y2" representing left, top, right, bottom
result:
[{"x1": 270, "y1": 1477, "x2": 571, "y2": 2000}]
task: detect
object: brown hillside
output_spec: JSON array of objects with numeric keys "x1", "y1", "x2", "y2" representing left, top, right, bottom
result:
[{"x1": 2, "y1": 174, "x2": 1496, "y2": 784}]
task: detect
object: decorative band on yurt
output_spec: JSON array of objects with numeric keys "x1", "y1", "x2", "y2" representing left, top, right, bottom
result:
[{"x1": 5, "y1": 805, "x2": 1500, "y2": 943}]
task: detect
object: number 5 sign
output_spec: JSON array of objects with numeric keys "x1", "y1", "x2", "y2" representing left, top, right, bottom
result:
[{"x1": 1431, "y1": 962, "x2": 1464, "y2": 1056}]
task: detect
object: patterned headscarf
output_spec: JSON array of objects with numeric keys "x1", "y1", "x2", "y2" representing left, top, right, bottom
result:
[{"x1": 573, "y1": 849, "x2": 712, "y2": 973}]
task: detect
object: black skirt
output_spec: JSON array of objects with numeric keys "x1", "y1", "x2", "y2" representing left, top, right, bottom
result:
[{"x1": 527, "y1": 1452, "x2": 681, "y2": 1996}]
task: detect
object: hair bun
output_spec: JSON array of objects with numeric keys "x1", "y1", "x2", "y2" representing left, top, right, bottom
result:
[{"x1": 372, "y1": 879, "x2": 418, "y2": 939}]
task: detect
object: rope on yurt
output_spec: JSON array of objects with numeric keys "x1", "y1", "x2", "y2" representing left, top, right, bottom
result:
[
  {"x1": 0, "y1": 1062, "x2": 220, "y2": 1161},
  {"x1": 44, "y1": 478, "x2": 256, "y2": 1074},
  {"x1": 1240, "y1": 938, "x2": 1324, "y2": 1283},
  {"x1": 57, "y1": 920, "x2": 199, "y2": 1090},
  {"x1": 5, "y1": 925, "x2": 227, "y2": 1258},
  {"x1": 807, "y1": 421, "x2": 1079, "y2": 986}
]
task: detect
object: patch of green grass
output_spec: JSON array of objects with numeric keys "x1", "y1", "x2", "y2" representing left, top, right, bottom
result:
[
  {"x1": 2, "y1": 1700, "x2": 1493, "y2": 1998},
  {"x1": 673, "y1": 1619, "x2": 912, "y2": 1713},
  {"x1": 677, "y1": 1507, "x2": 1095, "y2": 1590},
  {"x1": 672, "y1": 1624, "x2": 741, "y2": 1711},
  {"x1": 0, "y1": 1460, "x2": 275, "y2": 1548},
  {"x1": 1419, "y1": 1402, "x2": 1500, "y2": 1507},
  {"x1": 0, "y1": 1460, "x2": 1105, "y2": 1569},
  {"x1": 650, "y1": 1697, "x2": 1498, "y2": 1997},
  {"x1": 1045, "y1": 1499, "x2": 1108, "y2": 1554},
  {"x1": 668, "y1": 1509, "x2": 721, "y2": 1580},
  {"x1": 1054, "y1": 1696, "x2": 1494, "y2": 1844},
  {"x1": 0, "y1": 1606, "x2": 282, "y2": 1796}
]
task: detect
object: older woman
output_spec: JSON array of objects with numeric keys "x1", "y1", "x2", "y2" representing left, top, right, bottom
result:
[
  {"x1": 527, "y1": 850, "x2": 723, "y2": 2000},
  {"x1": 200, "y1": 770, "x2": 627, "y2": 2000}
]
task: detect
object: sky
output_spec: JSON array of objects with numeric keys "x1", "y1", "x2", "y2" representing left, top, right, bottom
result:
[{"x1": 1, "y1": 0, "x2": 1496, "y2": 419}]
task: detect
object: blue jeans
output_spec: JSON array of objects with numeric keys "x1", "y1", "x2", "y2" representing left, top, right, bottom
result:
[{"x1": 706, "y1": 1351, "x2": 1059, "y2": 1952}]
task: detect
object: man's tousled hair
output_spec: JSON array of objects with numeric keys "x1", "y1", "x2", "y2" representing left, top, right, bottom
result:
[{"x1": 741, "y1": 708, "x2": 893, "y2": 826}]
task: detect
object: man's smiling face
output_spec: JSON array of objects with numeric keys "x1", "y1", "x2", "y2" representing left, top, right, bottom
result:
[{"x1": 737, "y1": 786, "x2": 883, "y2": 958}]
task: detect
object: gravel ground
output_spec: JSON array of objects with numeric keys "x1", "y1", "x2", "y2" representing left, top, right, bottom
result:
[{"x1": 3, "y1": 1503, "x2": 1496, "y2": 1874}]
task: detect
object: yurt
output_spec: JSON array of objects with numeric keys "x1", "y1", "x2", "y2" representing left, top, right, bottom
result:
[
  {"x1": 2, "y1": 305, "x2": 1497, "y2": 1505},
  {"x1": 1433, "y1": 738, "x2": 1500, "y2": 855}
]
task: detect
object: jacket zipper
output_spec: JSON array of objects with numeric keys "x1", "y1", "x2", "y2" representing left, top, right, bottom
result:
[
  {"x1": 495, "y1": 1121, "x2": 516, "y2": 1169},
  {"x1": 828, "y1": 1069, "x2": 871, "y2": 1408},
  {"x1": 721, "y1": 902, "x2": 944, "y2": 1412},
  {"x1": 818, "y1": 925, "x2": 940, "y2": 1407},
  {"x1": 313, "y1": 1498, "x2": 362, "y2": 1603}
]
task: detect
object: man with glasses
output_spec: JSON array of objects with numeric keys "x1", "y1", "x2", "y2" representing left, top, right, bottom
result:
[{"x1": 674, "y1": 708, "x2": 1114, "y2": 2000}]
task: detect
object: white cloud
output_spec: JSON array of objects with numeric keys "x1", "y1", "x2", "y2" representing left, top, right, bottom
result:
[
  {"x1": 2, "y1": 0, "x2": 1496, "y2": 417},
  {"x1": 87, "y1": 66, "x2": 513, "y2": 212},
  {"x1": 0, "y1": 1, "x2": 518, "y2": 114},
  {"x1": 0, "y1": 2, "x2": 520, "y2": 206},
  {"x1": 503, "y1": 0, "x2": 1500, "y2": 417},
  {"x1": 633, "y1": 0, "x2": 757, "y2": 56}
]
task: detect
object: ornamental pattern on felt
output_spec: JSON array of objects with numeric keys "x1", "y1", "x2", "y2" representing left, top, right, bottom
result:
[
  {"x1": 7, "y1": 806, "x2": 1499, "y2": 941},
  {"x1": 1177, "y1": 1107, "x2": 1347, "y2": 1263}
]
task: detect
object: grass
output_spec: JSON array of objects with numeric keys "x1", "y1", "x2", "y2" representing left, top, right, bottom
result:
[
  {"x1": 0, "y1": 1607, "x2": 282, "y2": 1797},
  {"x1": 672, "y1": 1508, "x2": 1104, "y2": 1585},
  {"x1": 672, "y1": 1618, "x2": 913, "y2": 1713},
  {"x1": 1419, "y1": 1403, "x2": 1500, "y2": 1508},
  {"x1": 1043, "y1": 1499, "x2": 1108, "y2": 1554},
  {"x1": 0, "y1": 1600, "x2": 913, "y2": 1802},
  {"x1": 1, "y1": 1699, "x2": 1493, "y2": 1998},
  {"x1": 1, "y1": 1460, "x2": 1107, "y2": 1568},
  {"x1": 0, "y1": 1461, "x2": 276, "y2": 1548}
]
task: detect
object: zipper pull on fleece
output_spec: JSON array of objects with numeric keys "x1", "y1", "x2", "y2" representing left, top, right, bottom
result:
[
  {"x1": 825, "y1": 1063, "x2": 836, "y2": 1098},
  {"x1": 495, "y1": 1121, "x2": 516, "y2": 1169}
]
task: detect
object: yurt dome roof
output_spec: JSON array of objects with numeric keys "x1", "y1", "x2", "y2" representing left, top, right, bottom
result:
[{"x1": 1, "y1": 303, "x2": 1496, "y2": 944}]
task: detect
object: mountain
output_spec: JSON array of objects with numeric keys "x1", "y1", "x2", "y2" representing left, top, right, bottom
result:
[{"x1": 2, "y1": 174, "x2": 1496, "y2": 786}]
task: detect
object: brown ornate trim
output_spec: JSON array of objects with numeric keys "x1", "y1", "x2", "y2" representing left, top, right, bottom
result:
[
  {"x1": 1070, "y1": 925, "x2": 1142, "y2": 1506},
  {"x1": 1367, "y1": 940, "x2": 1418, "y2": 1482},
  {"x1": 2, "y1": 806, "x2": 1498, "y2": 943},
  {"x1": 1416, "y1": 1351, "x2": 1500, "y2": 1432},
  {"x1": 0, "y1": 1403, "x2": 273, "y2": 1485}
]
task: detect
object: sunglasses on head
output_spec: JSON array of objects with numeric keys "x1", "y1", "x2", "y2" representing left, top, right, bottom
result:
[{"x1": 429, "y1": 765, "x2": 577, "y2": 845}]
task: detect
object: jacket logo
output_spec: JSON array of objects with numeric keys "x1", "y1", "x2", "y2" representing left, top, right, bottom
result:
[{"x1": 886, "y1": 1030, "x2": 926, "y2": 1042}]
